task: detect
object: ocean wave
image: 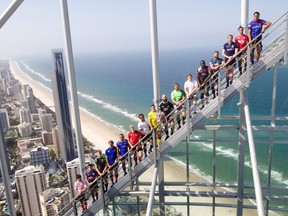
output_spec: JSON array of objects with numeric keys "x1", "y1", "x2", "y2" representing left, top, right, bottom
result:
[
  {"x1": 14, "y1": 61, "x2": 52, "y2": 92},
  {"x1": 20, "y1": 61, "x2": 51, "y2": 82},
  {"x1": 201, "y1": 143, "x2": 288, "y2": 186},
  {"x1": 78, "y1": 91, "x2": 139, "y2": 122},
  {"x1": 168, "y1": 156, "x2": 213, "y2": 183},
  {"x1": 202, "y1": 143, "x2": 238, "y2": 159},
  {"x1": 79, "y1": 106, "x2": 127, "y2": 133}
]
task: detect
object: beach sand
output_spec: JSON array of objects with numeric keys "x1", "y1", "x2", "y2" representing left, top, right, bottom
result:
[
  {"x1": 10, "y1": 60, "x2": 120, "y2": 152},
  {"x1": 9, "y1": 60, "x2": 258, "y2": 215}
]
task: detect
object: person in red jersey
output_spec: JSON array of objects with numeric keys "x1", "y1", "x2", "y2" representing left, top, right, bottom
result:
[
  {"x1": 128, "y1": 125, "x2": 142, "y2": 165},
  {"x1": 235, "y1": 26, "x2": 249, "y2": 76}
]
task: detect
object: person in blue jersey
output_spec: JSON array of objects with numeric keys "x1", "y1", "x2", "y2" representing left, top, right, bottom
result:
[
  {"x1": 210, "y1": 51, "x2": 225, "y2": 98},
  {"x1": 105, "y1": 140, "x2": 119, "y2": 187},
  {"x1": 248, "y1": 11, "x2": 271, "y2": 64},
  {"x1": 222, "y1": 35, "x2": 238, "y2": 88},
  {"x1": 85, "y1": 164, "x2": 98, "y2": 202},
  {"x1": 197, "y1": 60, "x2": 211, "y2": 110},
  {"x1": 116, "y1": 134, "x2": 129, "y2": 176}
]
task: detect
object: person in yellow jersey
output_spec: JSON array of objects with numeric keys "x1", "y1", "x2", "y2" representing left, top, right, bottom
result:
[{"x1": 148, "y1": 104, "x2": 159, "y2": 129}]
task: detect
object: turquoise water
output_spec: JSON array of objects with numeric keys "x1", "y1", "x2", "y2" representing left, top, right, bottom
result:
[{"x1": 15, "y1": 50, "x2": 288, "y2": 209}]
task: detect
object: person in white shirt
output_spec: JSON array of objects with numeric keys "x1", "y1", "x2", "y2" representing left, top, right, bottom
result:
[
  {"x1": 138, "y1": 114, "x2": 150, "y2": 157},
  {"x1": 184, "y1": 73, "x2": 198, "y2": 114},
  {"x1": 74, "y1": 174, "x2": 87, "y2": 213}
]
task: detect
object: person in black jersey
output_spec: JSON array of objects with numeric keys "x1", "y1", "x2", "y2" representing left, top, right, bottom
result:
[
  {"x1": 159, "y1": 94, "x2": 175, "y2": 140},
  {"x1": 197, "y1": 60, "x2": 211, "y2": 110},
  {"x1": 95, "y1": 150, "x2": 108, "y2": 192}
]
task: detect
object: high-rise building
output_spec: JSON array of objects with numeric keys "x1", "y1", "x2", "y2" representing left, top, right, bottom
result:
[
  {"x1": 39, "y1": 113, "x2": 53, "y2": 132},
  {"x1": 42, "y1": 131, "x2": 53, "y2": 145},
  {"x1": 7, "y1": 86, "x2": 13, "y2": 96},
  {"x1": 0, "y1": 108, "x2": 10, "y2": 130},
  {"x1": 22, "y1": 84, "x2": 29, "y2": 99},
  {"x1": 20, "y1": 100, "x2": 29, "y2": 109},
  {"x1": 51, "y1": 50, "x2": 75, "y2": 161},
  {"x1": 66, "y1": 158, "x2": 80, "y2": 199},
  {"x1": 52, "y1": 127, "x2": 60, "y2": 155},
  {"x1": 19, "y1": 107, "x2": 31, "y2": 124},
  {"x1": 39, "y1": 187, "x2": 71, "y2": 216},
  {"x1": 15, "y1": 165, "x2": 47, "y2": 216},
  {"x1": 18, "y1": 122, "x2": 32, "y2": 137},
  {"x1": 1, "y1": 78, "x2": 6, "y2": 93},
  {"x1": 38, "y1": 108, "x2": 47, "y2": 116},
  {"x1": 13, "y1": 83, "x2": 23, "y2": 101},
  {"x1": 27, "y1": 86, "x2": 37, "y2": 113},
  {"x1": 30, "y1": 146, "x2": 50, "y2": 167}
]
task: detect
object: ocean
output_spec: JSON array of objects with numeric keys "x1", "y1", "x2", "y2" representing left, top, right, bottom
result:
[{"x1": 15, "y1": 49, "x2": 288, "y2": 209}]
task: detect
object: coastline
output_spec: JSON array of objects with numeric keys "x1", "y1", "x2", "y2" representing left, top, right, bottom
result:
[
  {"x1": 10, "y1": 60, "x2": 121, "y2": 152},
  {"x1": 9, "y1": 60, "x2": 258, "y2": 215}
]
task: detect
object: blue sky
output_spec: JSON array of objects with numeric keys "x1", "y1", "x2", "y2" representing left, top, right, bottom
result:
[{"x1": 0, "y1": 0, "x2": 287, "y2": 57}]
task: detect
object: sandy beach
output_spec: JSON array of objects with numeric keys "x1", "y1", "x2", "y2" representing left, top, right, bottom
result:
[
  {"x1": 10, "y1": 60, "x2": 121, "y2": 152},
  {"x1": 9, "y1": 60, "x2": 258, "y2": 215}
]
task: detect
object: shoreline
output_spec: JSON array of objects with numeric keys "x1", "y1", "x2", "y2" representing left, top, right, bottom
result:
[
  {"x1": 9, "y1": 60, "x2": 258, "y2": 215},
  {"x1": 10, "y1": 60, "x2": 121, "y2": 152}
]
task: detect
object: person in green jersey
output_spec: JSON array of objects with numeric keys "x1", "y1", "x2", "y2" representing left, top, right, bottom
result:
[{"x1": 171, "y1": 83, "x2": 186, "y2": 129}]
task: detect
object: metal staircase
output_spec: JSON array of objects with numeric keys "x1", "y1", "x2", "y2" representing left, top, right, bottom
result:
[{"x1": 60, "y1": 12, "x2": 288, "y2": 216}]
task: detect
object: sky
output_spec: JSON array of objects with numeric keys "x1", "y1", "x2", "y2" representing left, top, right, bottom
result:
[{"x1": 0, "y1": 0, "x2": 287, "y2": 57}]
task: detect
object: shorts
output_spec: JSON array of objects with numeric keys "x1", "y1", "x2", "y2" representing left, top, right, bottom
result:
[
  {"x1": 252, "y1": 37, "x2": 262, "y2": 47},
  {"x1": 76, "y1": 193, "x2": 86, "y2": 202},
  {"x1": 174, "y1": 104, "x2": 185, "y2": 112},
  {"x1": 199, "y1": 82, "x2": 210, "y2": 91},
  {"x1": 88, "y1": 180, "x2": 99, "y2": 190},
  {"x1": 225, "y1": 59, "x2": 236, "y2": 67},
  {"x1": 188, "y1": 94, "x2": 197, "y2": 100}
]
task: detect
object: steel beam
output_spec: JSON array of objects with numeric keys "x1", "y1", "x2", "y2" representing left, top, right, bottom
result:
[
  {"x1": 59, "y1": 0, "x2": 85, "y2": 173},
  {"x1": 0, "y1": 0, "x2": 23, "y2": 29},
  {"x1": 146, "y1": 166, "x2": 159, "y2": 216},
  {"x1": 237, "y1": 90, "x2": 246, "y2": 216},
  {"x1": 243, "y1": 89, "x2": 265, "y2": 216},
  {"x1": 0, "y1": 1, "x2": 24, "y2": 215},
  {"x1": 149, "y1": 0, "x2": 160, "y2": 108}
]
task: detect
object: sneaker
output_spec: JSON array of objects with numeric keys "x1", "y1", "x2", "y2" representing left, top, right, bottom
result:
[
  {"x1": 193, "y1": 111, "x2": 197, "y2": 115},
  {"x1": 200, "y1": 105, "x2": 205, "y2": 110},
  {"x1": 225, "y1": 85, "x2": 229, "y2": 89},
  {"x1": 110, "y1": 182, "x2": 114, "y2": 188},
  {"x1": 177, "y1": 125, "x2": 181, "y2": 130},
  {"x1": 212, "y1": 94, "x2": 216, "y2": 99},
  {"x1": 165, "y1": 135, "x2": 169, "y2": 140},
  {"x1": 124, "y1": 171, "x2": 127, "y2": 176}
]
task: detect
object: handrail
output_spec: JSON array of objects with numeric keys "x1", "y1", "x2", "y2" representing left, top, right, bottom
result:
[{"x1": 56, "y1": 11, "x2": 288, "y2": 216}]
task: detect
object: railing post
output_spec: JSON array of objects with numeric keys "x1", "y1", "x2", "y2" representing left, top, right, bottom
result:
[
  {"x1": 246, "y1": 46, "x2": 251, "y2": 87},
  {"x1": 284, "y1": 14, "x2": 288, "y2": 65},
  {"x1": 152, "y1": 129, "x2": 157, "y2": 165},
  {"x1": 217, "y1": 70, "x2": 221, "y2": 118},
  {"x1": 100, "y1": 176, "x2": 105, "y2": 212},
  {"x1": 128, "y1": 152, "x2": 133, "y2": 190},
  {"x1": 186, "y1": 99, "x2": 190, "y2": 137}
]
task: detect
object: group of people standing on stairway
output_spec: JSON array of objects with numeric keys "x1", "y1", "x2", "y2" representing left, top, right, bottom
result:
[
  {"x1": 196, "y1": 11, "x2": 271, "y2": 110},
  {"x1": 72, "y1": 11, "x2": 271, "y2": 214}
]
